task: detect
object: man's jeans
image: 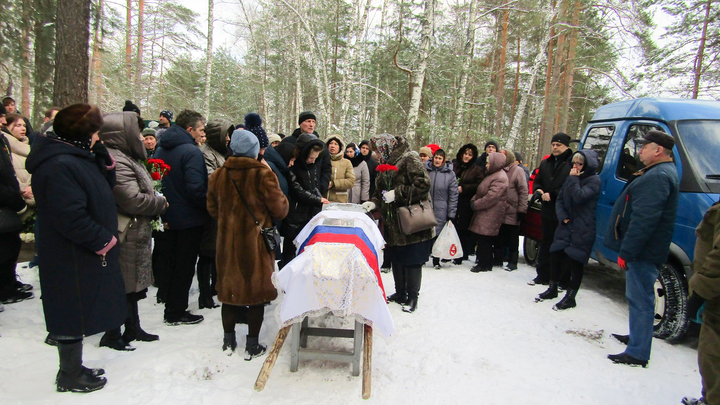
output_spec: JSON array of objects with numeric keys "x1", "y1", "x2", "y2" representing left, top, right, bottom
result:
[{"x1": 625, "y1": 261, "x2": 660, "y2": 361}]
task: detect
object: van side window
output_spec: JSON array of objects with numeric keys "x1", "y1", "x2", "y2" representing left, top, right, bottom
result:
[
  {"x1": 582, "y1": 126, "x2": 613, "y2": 173},
  {"x1": 617, "y1": 124, "x2": 663, "y2": 181}
]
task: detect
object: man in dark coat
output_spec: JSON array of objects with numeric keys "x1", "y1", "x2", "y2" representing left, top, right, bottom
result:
[
  {"x1": 26, "y1": 104, "x2": 126, "y2": 392},
  {"x1": 530, "y1": 133, "x2": 573, "y2": 285},
  {"x1": 153, "y1": 109, "x2": 209, "y2": 325},
  {"x1": 279, "y1": 111, "x2": 332, "y2": 196},
  {"x1": 605, "y1": 130, "x2": 679, "y2": 368}
]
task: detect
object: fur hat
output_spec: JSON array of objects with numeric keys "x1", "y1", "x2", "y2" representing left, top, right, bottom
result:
[
  {"x1": 122, "y1": 100, "x2": 140, "y2": 115},
  {"x1": 244, "y1": 112, "x2": 269, "y2": 148},
  {"x1": 53, "y1": 104, "x2": 104, "y2": 140},
  {"x1": 229, "y1": 129, "x2": 260, "y2": 158},
  {"x1": 298, "y1": 111, "x2": 316, "y2": 125},
  {"x1": 142, "y1": 128, "x2": 156, "y2": 138}
]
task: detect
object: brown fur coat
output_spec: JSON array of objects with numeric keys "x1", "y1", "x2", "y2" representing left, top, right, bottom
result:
[{"x1": 207, "y1": 157, "x2": 289, "y2": 305}]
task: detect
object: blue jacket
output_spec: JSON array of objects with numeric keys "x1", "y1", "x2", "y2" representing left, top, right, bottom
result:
[
  {"x1": 264, "y1": 145, "x2": 289, "y2": 197},
  {"x1": 154, "y1": 124, "x2": 210, "y2": 230},
  {"x1": 550, "y1": 150, "x2": 601, "y2": 264},
  {"x1": 604, "y1": 160, "x2": 679, "y2": 264},
  {"x1": 26, "y1": 135, "x2": 126, "y2": 336}
]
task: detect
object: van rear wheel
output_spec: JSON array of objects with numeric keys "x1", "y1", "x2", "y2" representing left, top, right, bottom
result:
[{"x1": 653, "y1": 262, "x2": 690, "y2": 341}]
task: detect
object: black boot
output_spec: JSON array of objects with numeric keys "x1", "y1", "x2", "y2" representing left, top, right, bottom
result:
[
  {"x1": 197, "y1": 259, "x2": 219, "y2": 309},
  {"x1": 553, "y1": 289, "x2": 577, "y2": 310},
  {"x1": 100, "y1": 328, "x2": 135, "y2": 351},
  {"x1": 402, "y1": 299, "x2": 418, "y2": 313},
  {"x1": 389, "y1": 263, "x2": 407, "y2": 304},
  {"x1": 403, "y1": 266, "x2": 421, "y2": 313},
  {"x1": 123, "y1": 297, "x2": 159, "y2": 343},
  {"x1": 245, "y1": 336, "x2": 267, "y2": 361},
  {"x1": 535, "y1": 281, "x2": 558, "y2": 302},
  {"x1": 222, "y1": 332, "x2": 237, "y2": 354},
  {"x1": 56, "y1": 341, "x2": 107, "y2": 393},
  {"x1": 386, "y1": 292, "x2": 408, "y2": 305}
]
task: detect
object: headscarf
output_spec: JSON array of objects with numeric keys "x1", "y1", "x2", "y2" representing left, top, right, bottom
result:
[{"x1": 370, "y1": 134, "x2": 399, "y2": 163}]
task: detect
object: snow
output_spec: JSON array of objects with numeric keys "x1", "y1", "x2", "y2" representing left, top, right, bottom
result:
[{"x1": 0, "y1": 245, "x2": 701, "y2": 404}]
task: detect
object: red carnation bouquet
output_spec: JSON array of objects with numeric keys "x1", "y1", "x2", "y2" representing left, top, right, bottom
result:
[
  {"x1": 376, "y1": 164, "x2": 398, "y2": 172},
  {"x1": 145, "y1": 158, "x2": 171, "y2": 193},
  {"x1": 144, "y1": 158, "x2": 171, "y2": 231}
]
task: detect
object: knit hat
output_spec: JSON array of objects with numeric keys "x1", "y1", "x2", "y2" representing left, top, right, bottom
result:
[
  {"x1": 551, "y1": 132, "x2": 571, "y2": 147},
  {"x1": 229, "y1": 129, "x2": 260, "y2": 158},
  {"x1": 122, "y1": 100, "x2": 140, "y2": 116},
  {"x1": 419, "y1": 146, "x2": 432, "y2": 157},
  {"x1": 142, "y1": 128, "x2": 156, "y2": 138},
  {"x1": 267, "y1": 134, "x2": 282, "y2": 145},
  {"x1": 54, "y1": 104, "x2": 104, "y2": 141},
  {"x1": 244, "y1": 112, "x2": 269, "y2": 148},
  {"x1": 359, "y1": 140, "x2": 370, "y2": 148},
  {"x1": 426, "y1": 144, "x2": 441, "y2": 155},
  {"x1": 513, "y1": 151, "x2": 523, "y2": 163},
  {"x1": 298, "y1": 111, "x2": 316, "y2": 125},
  {"x1": 484, "y1": 140, "x2": 499, "y2": 152}
]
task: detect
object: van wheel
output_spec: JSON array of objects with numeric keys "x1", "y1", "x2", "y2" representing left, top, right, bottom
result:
[
  {"x1": 653, "y1": 262, "x2": 690, "y2": 341},
  {"x1": 523, "y1": 238, "x2": 539, "y2": 266}
]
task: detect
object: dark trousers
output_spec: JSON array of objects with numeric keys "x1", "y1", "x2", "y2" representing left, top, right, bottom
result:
[
  {"x1": 496, "y1": 224, "x2": 520, "y2": 267},
  {"x1": 0, "y1": 232, "x2": 21, "y2": 293},
  {"x1": 152, "y1": 230, "x2": 172, "y2": 301},
  {"x1": 548, "y1": 250, "x2": 584, "y2": 290},
  {"x1": 457, "y1": 229, "x2": 475, "y2": 261},
  {"x1": 473, "y1": 233, "x2": 494, "y2": 270},
  {"x1": 280, "y1": 235, "x2": 297, "y2": 269},
  {"x1": 391, "y1": 263, "x2": 422, "y2": 300},
  {"x1": 536, "y1": 217, "x2": 559, "y2": 281},
  {"x1": 163, "y1": 226, "x2": 203, "y2": 318}
]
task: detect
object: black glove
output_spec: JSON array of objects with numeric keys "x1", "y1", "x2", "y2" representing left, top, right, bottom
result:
[
  {"x1": 447, "y1": 216, "x2": 455, "y2": 222},
  {"x1": 687, "y1": 293, "x2": 705, "y2": 322}
]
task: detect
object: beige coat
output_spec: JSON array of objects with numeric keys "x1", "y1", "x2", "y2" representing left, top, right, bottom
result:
[
  {"x1": 325, "y1": 135, "x2": 355, "y2": 203},
  {"x1": 3, "y1": 132, "x2": 34, "y2": 206}
]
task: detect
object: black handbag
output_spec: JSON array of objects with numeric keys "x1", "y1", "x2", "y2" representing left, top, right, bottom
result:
[
  {"x1": 230, "y1": 178, "x2": 279, "y2": 253},
  {"x1": 0, "y1": 207, "x2": 23, "y2": 233}
]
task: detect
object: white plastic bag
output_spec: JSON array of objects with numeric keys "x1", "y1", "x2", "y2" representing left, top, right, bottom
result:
[{"x1": 431, "y1": 221, "x2": 463, "y2": 260}]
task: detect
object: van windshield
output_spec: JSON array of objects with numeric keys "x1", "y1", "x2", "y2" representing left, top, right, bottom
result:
[{"x1": 676, "y1": 120, "x2": 720, "y2": 193}]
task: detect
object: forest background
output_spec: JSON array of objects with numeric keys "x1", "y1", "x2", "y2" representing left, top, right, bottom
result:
[{"x1": 1, "y1": 0, "x2": 718, "y2": 166}]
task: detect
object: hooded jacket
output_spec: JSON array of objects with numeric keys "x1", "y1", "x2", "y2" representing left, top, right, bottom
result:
[
  {"x1": 202, "y1": 118, "x2": 231, "y2": 176},
  {"x1": 425, "y1": 159, "x2": 458, "y2": 235},
  {"x1": 453, "y1": 144, "x2": 483, "y2": 232},
  {"x1": 325, "y1": 135, "x2": 355, "y2": 203},
  {"x1": 154, "y1": 124, "x2": 210, "y2": 230},
  {"x1": 469, "y1": 152, "x2": 508, "y2": 236},
  {"x1": 26, "y1": 135, "x2": 126, "y2": 336},
  {"x1": 100, "y1": 112, "x2": 168, "y2": 293},
  {"x1": 280, "y1": 127, "x2": 332, "y2": 196},
  {"x1": 502, "y1": 151, "x2": 529, "y2": 226},
  {"x1": 549, "y1": 150, "x2": 601, "y2": 264},
  {"x1": 281, "y1": 133, "x2": 326, "y2": 238}
]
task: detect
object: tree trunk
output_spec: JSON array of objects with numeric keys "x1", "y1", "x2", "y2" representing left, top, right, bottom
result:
[
  {"x1": 54, "y1": 0, "x2": 91, "y2": 106},
  {"x1": 494, "y1": 6, "x2": 510, "y2": 140},
  {"x1": 125, "y1": 0, "x2": 132, "y2": 83},
  {"x1": 451, "y1": 0, "x2": 478, "y2": 140},
  {"x1": 135, "y1": 0, "x2": 144, "y2": 99},
  {"x1": 510, "y1": 34, "x2": 520, "y2": 126},
  {"x1": 204, "y1": 0, "x2": 214, "y2": 118},
  {"x1": 406, "y1": 0, "x2": 435, "y2": 142},
  {"x1": 293, "y1": 25, "x2": 303, "y2": 120},
  {"x1": 91, "y1": 0, "x2": 104, "y2": 106},
  {"x1": 558, "y1": 1, "x2": 580, "y2": 132},
  {"x1": 372, "y1": 0, "x2": 388, "y2": 135},
  {"x1": 32, "y1": 0, "x2": 56, "y2": 124},
  {"x1": 338, "y1": 0, "x2": 371, "y2": 133},
  {"x1": 692, "y1": 0, "x2": 712, "y2": 99},
  {"x1": 20, "y1": 0, "x2": 32, "y2": 116},
  {"x1": 539, "y1": 0, "x2": 557, "y2": 146}
]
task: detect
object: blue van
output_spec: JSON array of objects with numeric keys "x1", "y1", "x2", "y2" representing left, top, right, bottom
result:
[{"x1": 579, "y1": 98, "x2": 720, "y2": 340}]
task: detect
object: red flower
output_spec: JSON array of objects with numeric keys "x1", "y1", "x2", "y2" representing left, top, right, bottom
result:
[
  {"x1": 151, "y1": 172, "x2": 161, "y2": 180},
  {"x1": 376, "y1": 164, "x2": 398, "y2": 172}
]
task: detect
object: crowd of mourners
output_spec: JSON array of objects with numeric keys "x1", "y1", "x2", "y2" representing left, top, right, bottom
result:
[{"x1": 0, "y1": 97, "x2": 717, "y2": 405}]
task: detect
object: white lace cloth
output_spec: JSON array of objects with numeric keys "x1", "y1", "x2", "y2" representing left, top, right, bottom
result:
[{"x1": 274, "y1": 242, "x2": 395, "y2": 338}]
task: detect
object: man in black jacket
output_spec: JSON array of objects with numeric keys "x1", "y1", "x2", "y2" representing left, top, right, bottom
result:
[
  {"x1": 153, "y1": 109, "x2": 209, "y2": 325},
  {"x1": 279, "y1": 111, "x2": 332, "y2": 196},
  {"x1": 530, "y1": 133, "x2": 573, "y2": 285}
]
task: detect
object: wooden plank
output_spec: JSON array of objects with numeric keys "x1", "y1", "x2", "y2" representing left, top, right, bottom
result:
[
  {"x1": 362, "y1": 325, "x2": 372, "y2": 399},
  {"x1": 254, "y1": 325, "x2": 291, "y2": 392}
]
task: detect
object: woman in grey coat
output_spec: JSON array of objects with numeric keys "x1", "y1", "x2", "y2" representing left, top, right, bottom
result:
[
  {"x1": 99, "y1": 112, "x2": 168, "y2": 347},
  {"x1": 345, "y1": 142, "x2": 370, "y2": 203},
  {"x1": 425, "y1": 149, "x2": 458, "y2": 268}
]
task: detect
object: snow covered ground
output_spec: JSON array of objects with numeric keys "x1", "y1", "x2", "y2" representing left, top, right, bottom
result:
[{"x1": 0, "y1": 246, "x2": 702, "y2": 405}]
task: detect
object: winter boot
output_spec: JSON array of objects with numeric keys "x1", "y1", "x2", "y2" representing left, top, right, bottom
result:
[
  {"x1": 432, "y1": 257, "x2": 441, "y2": 269},
  {"x1": 244, "y1": 336, "x2": 267, "y2": 361},
  {"x1": 123, "y1": 298, "x2": 159, "y2": 343},
  {"x1": 402, "y1": 299, "x2": 418, "y2": 313},
  {"x1": 535, "y1": 281, "x2": 558, "y2": 302},
  {"x1": 222, "y1": 332, "x2": 237, "y2": 355},
  {"x1": 386, "y1": 292, "x2": 408, "y2": 305},
  {"x1": 197, "y1": 260, "x2": 219, "y2": 309},
  {"x1": 553, "y1": 289, "x2": 577, "y2": 310},
  {"x1": 56, "y1": 341, "x2": 107, "y2": 393},
  {"x1": 100, "y1": 328, "x2": 135, "y2": 351}
]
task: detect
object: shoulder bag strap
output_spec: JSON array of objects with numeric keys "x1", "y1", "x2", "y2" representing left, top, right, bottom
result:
[{"x1": 230, "y1": 177, "x2": 261, "y2": 229}]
